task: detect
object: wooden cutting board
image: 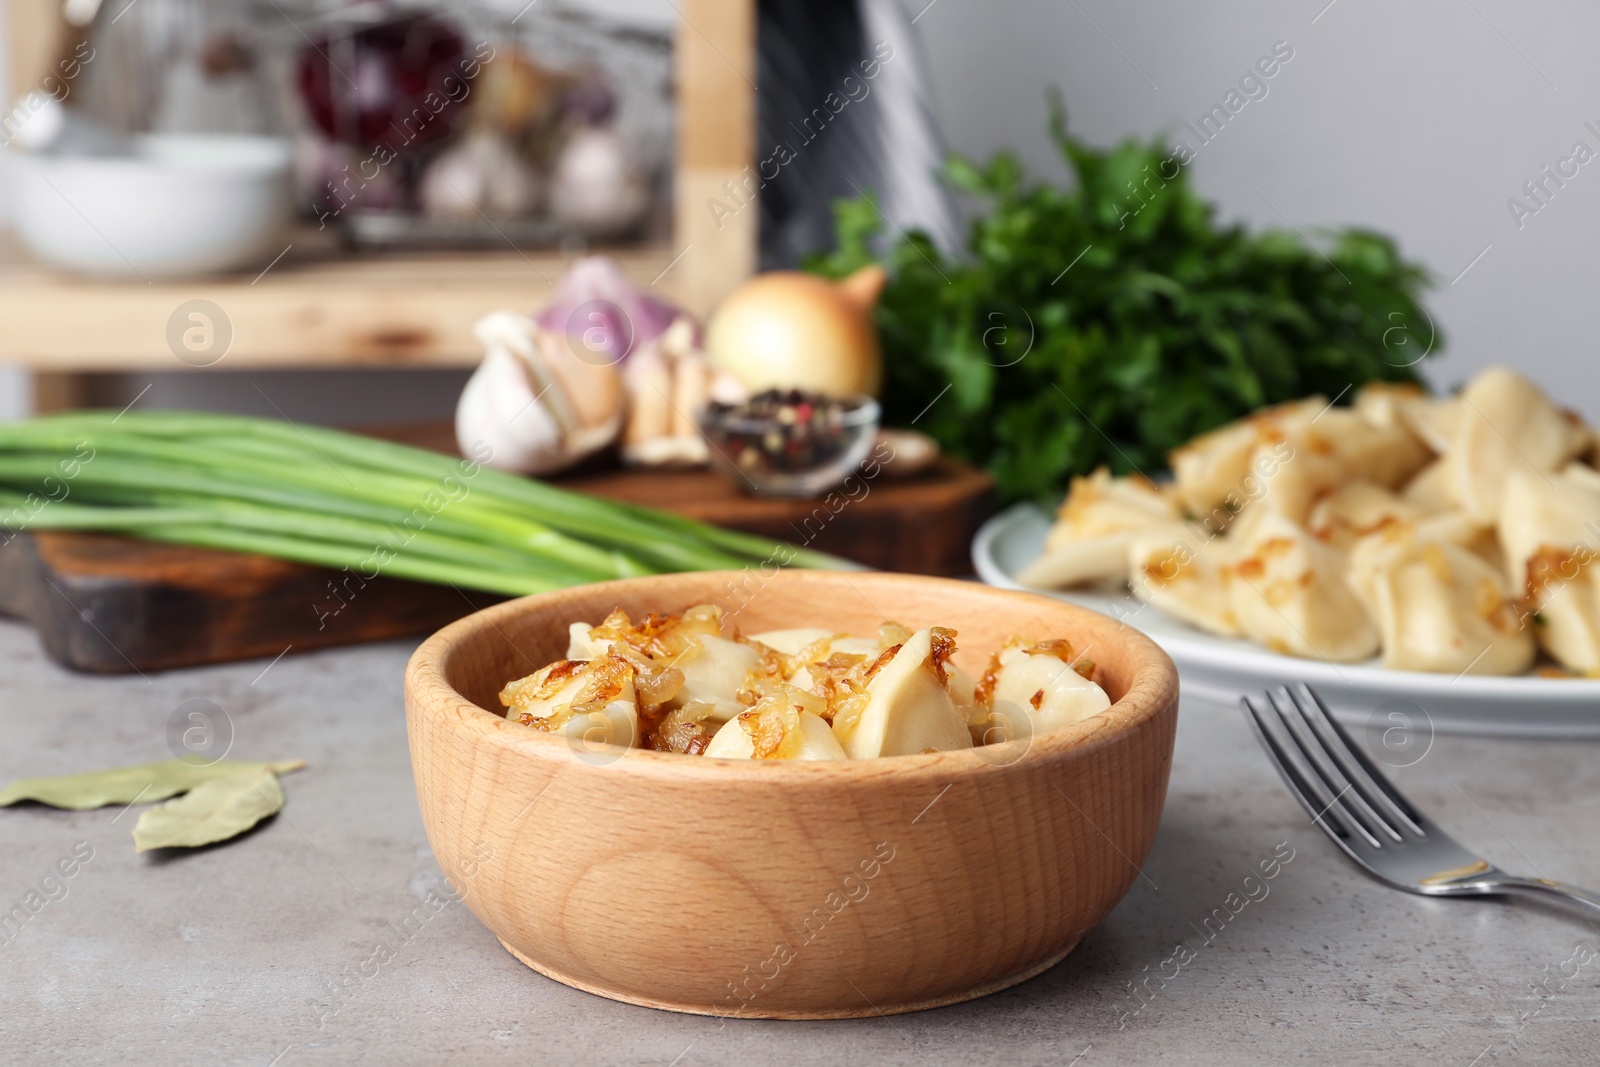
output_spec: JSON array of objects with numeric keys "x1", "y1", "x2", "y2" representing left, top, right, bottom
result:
[{"x1": 0, "y1": 424, "x2": 993, "y2": 674}]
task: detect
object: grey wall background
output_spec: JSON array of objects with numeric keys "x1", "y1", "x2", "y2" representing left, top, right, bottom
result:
[{"x1": 0, "y1": 0, "x2": 1593, "y2": 419}]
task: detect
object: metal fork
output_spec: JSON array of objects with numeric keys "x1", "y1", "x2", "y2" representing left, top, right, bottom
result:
[{"x1": 1240, "y1": 684, "x2": 1600, "y2": 916}]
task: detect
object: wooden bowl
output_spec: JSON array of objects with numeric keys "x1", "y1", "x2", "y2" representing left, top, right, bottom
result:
[{"x1": 404, "y1": 571, "x2": 1179, "y2": 1018}]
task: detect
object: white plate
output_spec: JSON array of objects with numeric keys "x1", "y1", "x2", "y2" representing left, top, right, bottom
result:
[{"x1": 973, "y1": 503, "x2": 1600, "y2": 738}]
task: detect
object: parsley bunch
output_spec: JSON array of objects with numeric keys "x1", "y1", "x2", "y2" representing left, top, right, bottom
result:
[{"x1": 808, "y1": 98, "x2": 1436, "y2": 504}]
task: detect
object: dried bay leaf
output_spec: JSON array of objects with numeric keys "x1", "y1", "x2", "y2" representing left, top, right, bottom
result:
[
  {"x1": 0, "y1": 758, "x2": 306, "y2": 810},
  {"x1": 133, "y1": 766, "x2": 286, "y2": 852}
]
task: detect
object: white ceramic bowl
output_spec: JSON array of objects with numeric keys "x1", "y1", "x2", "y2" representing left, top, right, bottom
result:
[{"x1": 9, "y1": 135, "x2": 293, "y2": 279}]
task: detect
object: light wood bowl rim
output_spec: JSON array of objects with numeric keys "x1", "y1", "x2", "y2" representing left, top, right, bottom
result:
[{"x1": 405, "y1": 570, "x2": 1179, "y2": 781}]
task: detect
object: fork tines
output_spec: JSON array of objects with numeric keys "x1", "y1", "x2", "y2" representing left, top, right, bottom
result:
[{"x1": 1241, "y1": 685, "x2": 1425, "y2": 851}]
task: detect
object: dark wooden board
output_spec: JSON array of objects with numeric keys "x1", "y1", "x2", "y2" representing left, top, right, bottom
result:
[
  {"x1": 0, "y1": 530, "x2": 502, "y2": 675},
  {"x1": 0, "y1": 423, "x2": 993, "y2": 674}
]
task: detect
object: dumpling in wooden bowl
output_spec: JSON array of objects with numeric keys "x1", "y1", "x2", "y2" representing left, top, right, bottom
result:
[{"x1": 1225, "y1": 513, "x2": 1379, "y2": 662}]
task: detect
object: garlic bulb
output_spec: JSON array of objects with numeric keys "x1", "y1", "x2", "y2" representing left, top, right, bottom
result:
[
  {"x1": 455, "y1": 311, "x2": 623, "y2": 475},
  {"x1": 548, "y1": 126, "x2": 647, "y2": 231},
  {"x1": 705, "y1": 266, "x2": 886, "y2": 397},
  {"x1": 419, "y1": 130, "x2": 542, "y2": 220}
]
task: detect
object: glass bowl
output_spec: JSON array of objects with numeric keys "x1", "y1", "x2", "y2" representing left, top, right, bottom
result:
[{"x1": 699, "y1": 390, "x2": 881, "y2": 498}]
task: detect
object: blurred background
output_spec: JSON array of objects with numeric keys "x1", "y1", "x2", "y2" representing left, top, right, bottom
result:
[{"x1": 0, "y1": 0, "x2": 1590, "y2": 421}]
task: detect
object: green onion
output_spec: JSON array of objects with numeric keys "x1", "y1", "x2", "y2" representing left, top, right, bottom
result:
[{"x1": 0, "y1": 411, "x2": 850, "y2": 594}]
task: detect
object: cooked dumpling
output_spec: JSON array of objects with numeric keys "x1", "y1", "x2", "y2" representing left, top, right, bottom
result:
[
  {"x1": 1524, "y1": 546, "x2": 1600, "y2": 673},
  {"x1": 704, "y1": 702, "x2": 847, "y2": 760},
  {"x1": 1169, "y1": 397, "x2": 1323, "y2": 516},
  {"x1": 1024, "y1": 469, "x2": 1184, "y2": 588},
  {"x1": 1226, "y1": 513, "x2": 1379, "y2": 662},
  {"x1": 1310, "y1": 409, "x2": 1432, "y2": 491},
  {"x1": 1347, "y1": 522, "x2": 1533, "y2": 675},
  {"x1": 499, "y1": 653, "x2": 641, "y2": 747},
  {"x1": 1496, "y1": 467, "x2": 1600, "y2": 672},
  {"x1": 1307, "y1": 481, "x2": 1427, "y2": 550},
  {"x1": 1398, "y1": 394, "x2": 1458, "y2": 454},
  {"x1": 1126, "y1": 530, "x2": 1241, "y2": 637},
  {"x1": 1354, "y1": 381, "x2": 1429, "y2": 432},
  {"x1": 1045, "y1": 467, "x2": 1179, "y2": 548},
  {"x1": 1018, "y1": 523, "x2": 1191, "y2": 590},
  {"x1": 1446, "y1": 366, "x2": 1586, "y2": 522},
  {"x1": 748, "y1": 627, "x2": 832, "y2": 656},
  {"x1": 672, "y1": 634, "x2": 761, "y2": 721},
  {"x1": 1244, "y1": 411, "x2": 1427, "y2": 528},
  {"x1": 566, "y1": 621, "x2": 612, "y2": 660},
  {"x1": 977, "y1": 640, "x2": 1111, "y2": 743},
  {"x1": 1400, "y1": 459, "x2": 1456, "y2": 512},
  {"x1": 1496, "y1": 466, "x2": 1600, "y2": 589},
  {"x1": 833, "y1": 627, "x2": 973, "y2": 758}
]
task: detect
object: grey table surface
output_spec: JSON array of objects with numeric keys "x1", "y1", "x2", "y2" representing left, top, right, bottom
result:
[{"x1": 2, "y1": 618, "x2": 1598, "y2": 1067}]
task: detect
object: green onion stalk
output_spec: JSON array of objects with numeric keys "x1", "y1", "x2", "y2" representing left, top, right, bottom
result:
[{"x1": 0, "y1": 411, "x2": 848, "y2": 595}]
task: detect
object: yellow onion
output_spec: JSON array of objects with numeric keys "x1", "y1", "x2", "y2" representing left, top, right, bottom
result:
[{"x1": 704, "y1": 265, "x2": 885, "y2": 396}]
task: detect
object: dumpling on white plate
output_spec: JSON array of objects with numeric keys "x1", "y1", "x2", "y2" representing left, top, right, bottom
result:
[
  {"x1": 1314, "y1": 409, "x2": 1433, "y2": 491},
  {"x1": 1496, "y1": 466, "x2": 1600, "y2": 589},
  {"x1": 1400, "y1": 459, "x2": 1457, "y2": 513},
  {"x1": 1169, "y1": 397, "x2": 1323, "y2": 516},
  {"x1": 1243, "y1": 411, "x2": 1426, "y2": 528},
  {"x1": 1126, "y1": 528, "x2": 1242, "y2": 637},
  {"x1": 1523, "y1": 545, "x2": 1600, "y2": 674},
  {"x1": 1018, "y1": 522, "x2": 1190, "y2": 590},
  {"x1": 1497, "y1": 466, "x2": 1600, "y2": 673},
  {"x1": 1046, "y1": 466, "x2": 1179, "y2": 547},
  {"x1": 1347, "y1": 521, "x2": 1533, "y2": 676},
  {"x1": 1026, "y1": 468, "x2": 1183, "y2": 589},
  {"x1": 832, "y1": 627, "x2": 973, "y2": 758},
  {"x1": 1354, "y1": 381, "x2": 1429, "y2": 433},
  {"x1": 1226, "y1": 513, "x2": 1379, "y2": 662},
  {"x1": 1399, "y1": 394, "x2": 1459, "y2": 455},
  {"x1": 1446, "y1": 366, "x2": 1587, "y2": 522},
  {"x1": 1306, "y1": 481, "x2": 1427, "y2": 550}
]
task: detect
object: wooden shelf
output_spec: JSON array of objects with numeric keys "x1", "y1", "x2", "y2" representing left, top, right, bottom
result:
[{"x1": 0, "y1": 232, "x2": 681, "y2": 371}]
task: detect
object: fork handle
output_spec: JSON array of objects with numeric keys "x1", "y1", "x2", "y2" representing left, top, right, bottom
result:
[{"x1": 1494, "y1": 876, "x2": 1600, "y2": 917}]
